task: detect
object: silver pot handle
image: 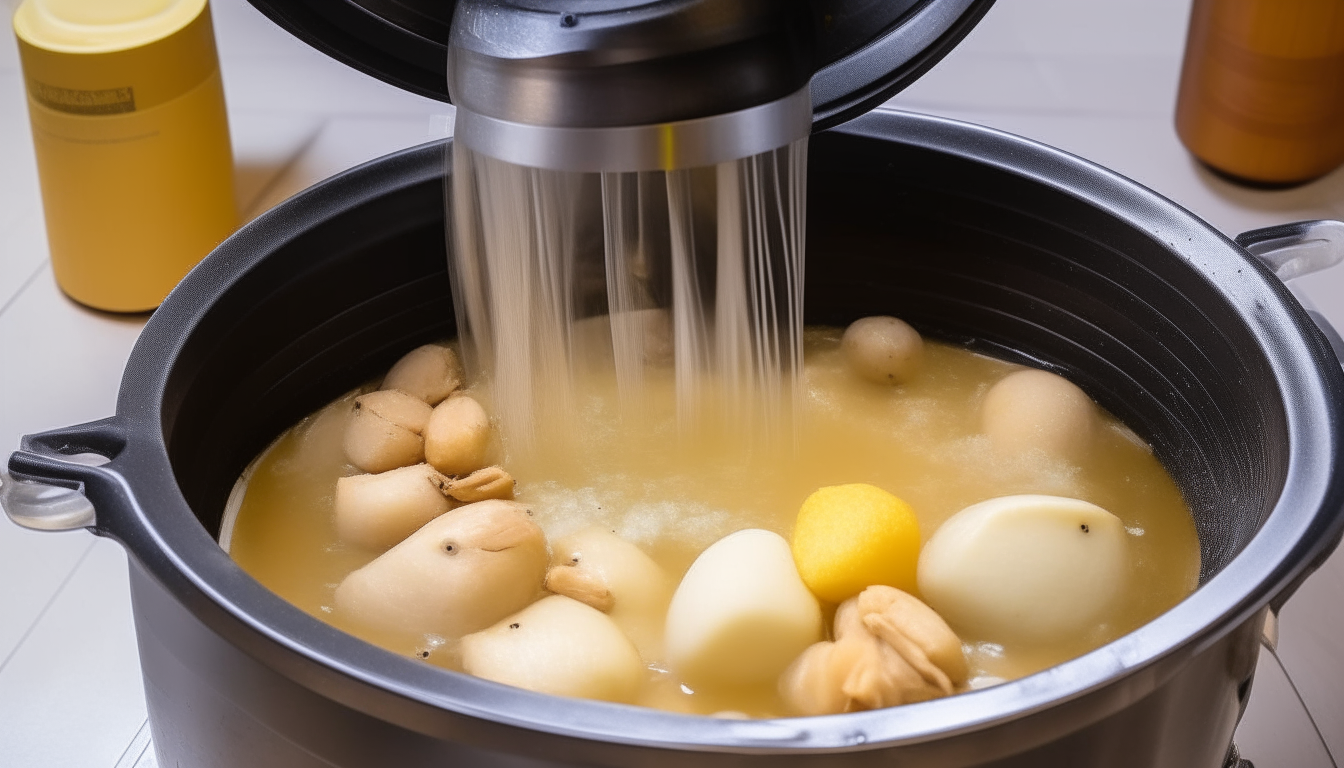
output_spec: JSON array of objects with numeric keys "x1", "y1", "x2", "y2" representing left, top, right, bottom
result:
[
  {"x1": 1236, "y1": 219, "x2": 1344, "y2": 282},
  {"x1": 1237, "y1": 220, "x2": 1344, "y2": 369},
  {"x1": 0, "y1": 460, "x2": 101, "y2": 531},
  {"x1": 1237, "y1": 222, "x2": 1344, "y2": 768},
  {"x1": 2, "y1": 418, "x2": 128, "y2": 534}
]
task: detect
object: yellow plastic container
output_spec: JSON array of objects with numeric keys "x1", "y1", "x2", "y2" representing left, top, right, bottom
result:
[{"x1": 14, "y1": 0, "x2": 237, "y2": 312}]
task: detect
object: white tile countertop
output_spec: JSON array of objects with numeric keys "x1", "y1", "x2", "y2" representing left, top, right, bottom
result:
[{"x1": 0, "y1": 1, "x2": 1341, "y2": 766}]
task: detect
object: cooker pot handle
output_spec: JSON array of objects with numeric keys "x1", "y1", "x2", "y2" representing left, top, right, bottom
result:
[
  {"x1": 1236, "y1": 220, "x2": 1344, "y2": 282},
  {"x1": 1237, "y1": 220, "x2": 1344, "y2": 368},
  {"x1": 1238, "y1": 221, "x2": 1344, "y2": 613},
  {"x1": 1, "y1": 418, "x2": 133, "y2": 535}
]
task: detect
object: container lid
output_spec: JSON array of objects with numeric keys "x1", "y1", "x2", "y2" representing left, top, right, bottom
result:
[{"x1": 245, "y1": 0, "x2": 994, "y2": 131}]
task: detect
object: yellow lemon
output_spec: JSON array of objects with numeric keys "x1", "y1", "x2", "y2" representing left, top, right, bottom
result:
[{"x1": 791, "y1": 484, "x2": 920, "y2": 603}]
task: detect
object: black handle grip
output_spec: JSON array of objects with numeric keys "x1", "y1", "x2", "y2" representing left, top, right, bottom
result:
[
  {"x1": 17, "y1": 417, "x2": 127, "y2": 465},
  {"x1": 5, "y1": 418, "x2": 138, "y2": 537}
]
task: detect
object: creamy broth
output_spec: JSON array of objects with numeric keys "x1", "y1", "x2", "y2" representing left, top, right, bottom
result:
[{"x1": 227, "y1": 327, "x2": 1199, "y2": 717}]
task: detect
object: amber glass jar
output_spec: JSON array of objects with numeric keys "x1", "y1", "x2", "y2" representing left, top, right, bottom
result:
[{"x1": 1175, "y1": 0, "x2": 1344, "y2": 186}]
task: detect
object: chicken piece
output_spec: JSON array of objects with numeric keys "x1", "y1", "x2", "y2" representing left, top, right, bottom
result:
[
  {"x1": 436, "y1": 465, "x2": 514, "y2": 503},
  {"x1": 343, "y1": 390, "x2": 433, "y2": 473},
  {"x1": 779, "y1": 586, "x2": 966, "y2": 716},
  {"x1": 544, "y1": 527, "x2": 673, "y2": 659},
  {"x1": 381, "y1": 344, "x2": 465, "y2": 405},
  {"x1": 334, "y1": 499, "x2": 547, "y2": 638},
  {"x1": 858, "y1": 586, "x2": 968, "y2": 691},
  {"x1": 334, "y1": 463, "x2": 455, "y2": 550},
  {"x1": 461, "y1": 595, "x2": 644, "y2": 703}
]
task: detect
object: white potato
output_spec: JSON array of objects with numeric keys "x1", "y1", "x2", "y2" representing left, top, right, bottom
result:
[
  {"x1": 546, "y1": 527, "x2": 673, "y2": 659},
  {"x1": 841, "y1": 316, "x2": 924, "y2": 385},
  {"x1": 334, "y1": 464, "x2": 454, "y2": 550},
  {"x1": 665, "y1": 529, "x2": 822, "y2": 687},
  {"x1": 917, "y1": 495, "x2": 1128, "y2": 646},
  {"x1": 461, "y1": 595, "x2": 645, "y2": 703},
  {"x1": 382, "y1": 344, "x2": 465, "y2": 405},
  {"x1": 343, "y1": 390, "x2": 433, "y2": 473},
  {"x1": 981, "y1": 369, "x2": 1097, "y2": 461},
  {"x1": 334, "y1": 499, "x2": 547, "y2": 637},
  {"x1": 424, "y1": 395, "x2": 492, "y2": 476}
]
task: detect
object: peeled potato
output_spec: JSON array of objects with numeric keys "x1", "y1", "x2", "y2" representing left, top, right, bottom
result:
[
  {"x1": 334, "y1": 499, "x2": 547, "y2": 637},
  {"x1": 545, "y1": 527, "x2": 673, "y2": 659},
  {"x1": 665, "y1": 529, "x2": 822, "y2": 687},
  {"x1": 461, "y1": 595, "x2": 644, "y2": 703},
  {"x1": 841, "y1": 316, "x2": 924, "y2": 385},
  {"x1": 917, "y1": 495, "x2": 1128, "y2": 646},
  {"x1": 424, "y1": 395, "x2": 492, "y2": 476},
  {"x1": 334, "y1": 464, "x2": 454, "y2": 550},
  {"x1": 981, "y1": 369, "x2": 1097, "y2": 462},
  {"x1": 343, "y1": 390, "x2": 433, "y2": 473},
  {"x1": 382, "y1": 344, "x2": 465, "y2": 405}
]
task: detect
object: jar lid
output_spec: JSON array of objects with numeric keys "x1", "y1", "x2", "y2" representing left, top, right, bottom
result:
[{"x1": 246, "y1": 0, "x2": 993, "y2": 131}]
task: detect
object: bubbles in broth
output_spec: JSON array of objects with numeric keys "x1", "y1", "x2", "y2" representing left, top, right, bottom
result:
[{"x1": 225, "y1": 326, "x2": 1199, "y2": 718}]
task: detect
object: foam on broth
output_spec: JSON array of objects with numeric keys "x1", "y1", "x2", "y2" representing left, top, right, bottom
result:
[{"x1": 227, "y1": 327, "x2": 1199, "y2": 717}]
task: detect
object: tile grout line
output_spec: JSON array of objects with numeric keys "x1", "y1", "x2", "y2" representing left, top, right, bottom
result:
[
  {"x1": 0, "y1": 260, "x2": 48, "y2": 322},
  {"x1": 1265, "y1": 643, "x2": 1341, "y2": 768},
  {"x1": 112, "y1": 718, "x2": 152, "y2": 768},
  {"x1": 0, "y1": 536, "x2": 96, "y2": 677}
]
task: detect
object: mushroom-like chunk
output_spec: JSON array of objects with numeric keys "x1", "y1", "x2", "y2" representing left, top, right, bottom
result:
[
  {"x1": 917, "y1": 494, "x2": 1127, "y2": 646},
  {"x1": 841, "y1": 316, "x2": 924, "y2": 385},
  {"x1": 344, "y1": 390, "x2": 433, "y2": 473},
  {"x1": 779, "y1": 586, "x2": 967, "y2": 715},
  {"x1": 335, "y1": 464, "x2": 455, "y2": 550},
  {"x1": 981, "y1": 369, "x2": 1097, "y2": 461},
  {"x1": 334, "y1": 499, "x2": 547, "y2": 637},
  {"x1": 424, "y1": 395, "x2": 492, "y2": 476},
  {"x1": 545, "y1": 527, "x2": 673, "y2": 659},
  {"x1": 461, "y1": 595, "x2": 644, "y2": 703},
  {"x1": 381, "y1": 344, "x2": 464, "y2": 405},
  {"x1": 544, "y1": 562, "x2": 614, "y2": 613},
  {"x1": 437, "y1": 465, "x2": 514, "y2": 503},
  {"x1": 665, "y1": 529, "x2": 822, "y2": 688}
]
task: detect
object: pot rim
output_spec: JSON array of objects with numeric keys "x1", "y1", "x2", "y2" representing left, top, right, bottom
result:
[{"x1": 98, "y1": 108, "x2": 1344, "y2": 755}]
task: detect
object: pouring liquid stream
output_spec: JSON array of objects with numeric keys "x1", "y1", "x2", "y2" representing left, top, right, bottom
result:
[{"x1": 448, "y1": 138, "x2": 809, "y2": 461}]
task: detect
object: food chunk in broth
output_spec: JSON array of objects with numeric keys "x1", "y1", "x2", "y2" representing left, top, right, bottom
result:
[{"x1": 226, "y1": 320, "x2": 1199, "y2": 718}]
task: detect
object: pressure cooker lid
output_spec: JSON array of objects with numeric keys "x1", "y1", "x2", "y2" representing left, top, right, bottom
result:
[{"x1": 244, "y1": 0, "x2": 994, "y2": 130}]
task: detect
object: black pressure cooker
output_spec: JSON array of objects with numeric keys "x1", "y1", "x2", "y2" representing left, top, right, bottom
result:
[{"x1": 4, "y1": 2, "x2": 1344, "y2": 766}]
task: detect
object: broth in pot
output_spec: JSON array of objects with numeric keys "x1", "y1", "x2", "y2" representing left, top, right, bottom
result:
[{"x1": 225, "y1": 320, "x2": 1199, "y2": 718}]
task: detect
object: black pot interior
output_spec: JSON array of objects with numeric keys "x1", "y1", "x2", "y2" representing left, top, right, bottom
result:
[{"x1": 162, "y1": 127, "x2": 1287, "y2": 587}]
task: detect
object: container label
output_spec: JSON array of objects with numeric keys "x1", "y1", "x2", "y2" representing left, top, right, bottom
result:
[{"x1": 28, "y1": 81, "x2": 136, "y2": 115}]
